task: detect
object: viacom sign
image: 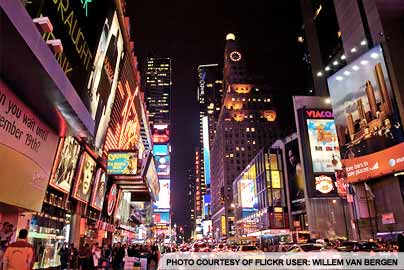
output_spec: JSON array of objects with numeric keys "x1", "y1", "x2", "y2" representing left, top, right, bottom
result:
[{"x1": 305, "y1": 109, "x2": 334, "y2": 119}]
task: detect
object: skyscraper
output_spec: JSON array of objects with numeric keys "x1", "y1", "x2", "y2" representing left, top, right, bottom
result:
[
  {"x1": 196, "y1": 64, "x2": 223, "y2": 235},
  {"x1": 210, "y1": 34, "x2": 278, "y2": 237},
  {"x1": 145, "y1": 57, "x2": 172, "y2": 237},
  {"x1": 145, "y1": 57, "x2": 171, "y2": 127}
]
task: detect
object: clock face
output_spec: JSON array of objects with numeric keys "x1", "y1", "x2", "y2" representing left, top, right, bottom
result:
[{"x1": 230, "y1": 51, "x2": 242, "y2": 62}]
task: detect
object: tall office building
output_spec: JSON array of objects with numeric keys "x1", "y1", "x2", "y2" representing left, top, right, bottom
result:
[
  {"x1": 145, "y1": 57, "x2": 172, "y2": 237},
  {"x1": 145, "y1": 57, "x2": 171, "y2": 127},
  {"x1": 196, "y1": 64, "x2": 223, "y2": 235},
  {"x1": 210, "y1": 34, "x2": 278, "y2": 238}
]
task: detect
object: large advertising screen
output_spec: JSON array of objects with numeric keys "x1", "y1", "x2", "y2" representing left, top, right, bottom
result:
[
  {"x1": 72, "y1": 152, "x2": 96, "y2": 203},
  {"x1": 49, "y1": 137, "x2": 81, "y2": 193},
  {"x1": 155, "y1": 155, "x2": 170, "y2": 176},
  {"x1": 305, "y1": 110, "x2": 342, "y2": 173},
  {"x1": 107, "y1": 151, "x2": 139, "y2": 175},
  {"x1": 153, "y1": 144, "x2": 169, "y2": 156},
  {"x1": 239, "y1": 180, "x2": 256, "y2": 208},
  {"x1": 154, "y1": 179, "x2": 170, "y2": 209},
  {"x1": 327, "y1": 45, "x2": 404, "y2": 183},
  {"x1": 285, "y1": 139, "x2": 305, "y2": 202},
  {"x1": 202, "y1": 116, "x2": 211, "y2": 185},
  {"x1": 90, "y1": 169, "x2": 108, "y2": 211}
]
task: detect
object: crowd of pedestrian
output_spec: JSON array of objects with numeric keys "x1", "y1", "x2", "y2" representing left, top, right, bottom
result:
[{"x1": 57, "y1": 241, "x2": 160, "y2": 270}]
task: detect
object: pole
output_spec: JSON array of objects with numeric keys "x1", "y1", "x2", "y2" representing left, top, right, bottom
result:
[
  {"x1": 364, "y1": 183, "x2": 375, "y2": 240},
  {"x1": 341, "y1": 197, "x2": 349, "y2": 240}
]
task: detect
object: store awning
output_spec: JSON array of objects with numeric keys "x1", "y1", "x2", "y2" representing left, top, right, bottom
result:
[
  {"x1": 112, "y1": 175, "x2": 154, "y2": 202},
  {"x1": 0, "y1": 0, "x2": 94, "y2": 137}
]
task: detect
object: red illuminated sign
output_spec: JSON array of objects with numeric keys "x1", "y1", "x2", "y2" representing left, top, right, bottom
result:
[
  {"x1": 107, "y1": 184, "x2": 118, "y2": 216},
  {"x1": 343, "y1": 142, "x2": 404, "y2": 183},
  {"x1": 103, "y1": 58, "x2": 141, "y2": 156},
  {"x1": 305, "y1": 109, "x2": 334, "y2": 119}
]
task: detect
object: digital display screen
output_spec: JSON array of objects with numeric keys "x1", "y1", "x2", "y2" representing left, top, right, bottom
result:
[
  {"x1": 154, "y1": 179, "x2": 170, "y2": 209},
  {"x1": 155, "y1": 155, "x2": 170, "y2": 176},
  {"x1": 306, "y1": 118, "x2": 342, "y2": 173},
  {"x1": 239, "y1": 180, "x2": 256, "y2": 208},
  {"x1": 203, "y1": 116, "x2": 211, "y2": 185},
  {"x1": 153, "y1": 144, "x2": 169, "y2": 156}
]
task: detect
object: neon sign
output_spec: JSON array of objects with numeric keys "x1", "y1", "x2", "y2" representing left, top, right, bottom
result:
[
  {"x1": 305, "y1": 109, "x2": 334, "y2": 119},
  {"x1": 104, "y1": 75, "x2": 141, "y2": 156}
]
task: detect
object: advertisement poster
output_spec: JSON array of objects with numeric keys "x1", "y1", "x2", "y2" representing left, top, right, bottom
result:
[
  {"x1": 0, "y1": 81, "x2": 59, "y2": 211},
  {"x1": 285, "y1": 140, "x2": 304, "y2": 201},
  {"x1": 107, "y1": 151, "x2": 139, "y2": 175},
  {"x1": 327, "y1": 45, "x2": 404, "y2": 182},
  {"x1": 145, "y1": 157, "x2": 160, "y2": 202},
  {"x1": 72, "y1": 152, "x2": 96, "y2": 203},
  {"x1": 154, "y1": 180, "x2": 170, "y2": 209},
  {"x1": 239, "y1": 180, "x2": 256, "y2": 208},
  {"x1": 155, "y1": 155, "x2": 170, "y2": 176},
  {"x1": 90, "y1": 169, "x2": 108, "y2": 211},
  {"x1": 49, "y1": 137, "x2": 81, "y2": 193},
  {"x1": 106, "y1": 184, "x2": 118, "y2": 216},
  {"x1": 306, "y1": 118, "x2": 342, "y2": 173}
]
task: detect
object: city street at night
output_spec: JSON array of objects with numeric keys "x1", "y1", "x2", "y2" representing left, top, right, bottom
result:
[{"x1": 1, "y1": 0, "x2": 404, "y2": 270}]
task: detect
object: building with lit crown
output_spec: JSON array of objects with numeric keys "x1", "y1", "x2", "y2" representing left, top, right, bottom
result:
[{"x1": 211, "y1": 34, "x2": 278, "y2": 238}]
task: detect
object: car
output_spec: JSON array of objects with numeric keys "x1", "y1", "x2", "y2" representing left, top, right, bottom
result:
[
  {"x1": 237, "y1": 245, "x2": 259, "y2": 252},
  {"x1": 337, "y1": 241, "x2": 386, "y2": 252},
  {"x1": 191, "y1": 242, "x2": 210, "y2": 252},
  {"x1": 287, "y1": 243, "x2": 326, "y2": 252}
]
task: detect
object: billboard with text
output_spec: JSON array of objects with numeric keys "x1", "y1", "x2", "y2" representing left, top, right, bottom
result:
[{"x1": 327, "y1": 45, "x2": 404, "y2": 183}]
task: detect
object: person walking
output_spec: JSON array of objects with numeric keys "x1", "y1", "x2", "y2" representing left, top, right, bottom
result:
[
  {"x1": 100, "y1": 244, "x2": 111, "y2": 269},
  {"x1": 59, "y1": 242, "x2": 69, "y2": 270},
  {"x1": 397, "y1": 231, "x2": 404, "y2": 252},
  {"x1": 68, "y1": 243, "x2": 78, "y2": 270},
  {"x1": 2, "y1": 229, "x2": 33, "y2": 270},
  {"x1": 79, "y1": 243, "x2": 93, "y2": 270},
  {"x1": 92, "y1": 244, "x2": 101, "y2": 269},
  {"x1": 112, "y1": 243, "x2": 125, "y2": 270}
]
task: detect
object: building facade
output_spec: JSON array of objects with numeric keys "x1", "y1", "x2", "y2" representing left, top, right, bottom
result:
[
  {"x1": 232, "y1": 147, "x2": 289, "y2": 243},
  {"x1": 300, "y1": 0, "x2": 404, "y2": 241},
  {"x1": 211, "y1": 34, "x2": 278, "y2": 238}
]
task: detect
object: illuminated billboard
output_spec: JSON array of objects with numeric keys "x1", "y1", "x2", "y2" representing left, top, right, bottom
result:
[
  {"x1": 202, "y1": 116, "x2": 211, "y2": 185},
  {"x1": 103, "y1": 56, "x2": 142, "y2": 157},
  {"x1": 90, "y1": 169, "x2": 108, "y2": 211},
  {"x1": 152, "y1": 126, "x2": 169, "y2": 143},
  {"x1": 305, "y1": 110, "x2": 342, "y2": 173},
  {"x1": 107, "y1": 151, "x2": 139, "y2": 175},
  {"x1": 143, "y1": 152, "x2": 160, "y2": 202},
  {"x1": 285, "y1": 139, "x2": 304, "y2": 202},
  {"x1": 239, "y1": 180, "x2": 256, "y2": 208},
  {"x1": 154, "y1": 179, "x2": 170, "y2": 209},
  {"x1": 327, "y1": 45, "x2": 404, "y2": 183},
  {"x1": 25, "y1": 3, "x2": 124, "y2": 152},
  {"x1": 153, "y1": 144, "x2": 169, "y2": 156},
  {"x1": 49, "y1": 137, "x2": 81, "y2": 193},
  {"x1": 88, "y1": 11, "x2": 124, "y2": 150},
  {"x1": 155, "y1": 155, "x2": 170, "y2": 176},
  {"x1": 72, "y1": 152, "x2": 96, "y2": 203}
]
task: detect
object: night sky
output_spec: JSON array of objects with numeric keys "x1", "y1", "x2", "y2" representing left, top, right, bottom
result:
[{"x1": 127, "y1": 0, "x2": 308, "y2": 229}]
